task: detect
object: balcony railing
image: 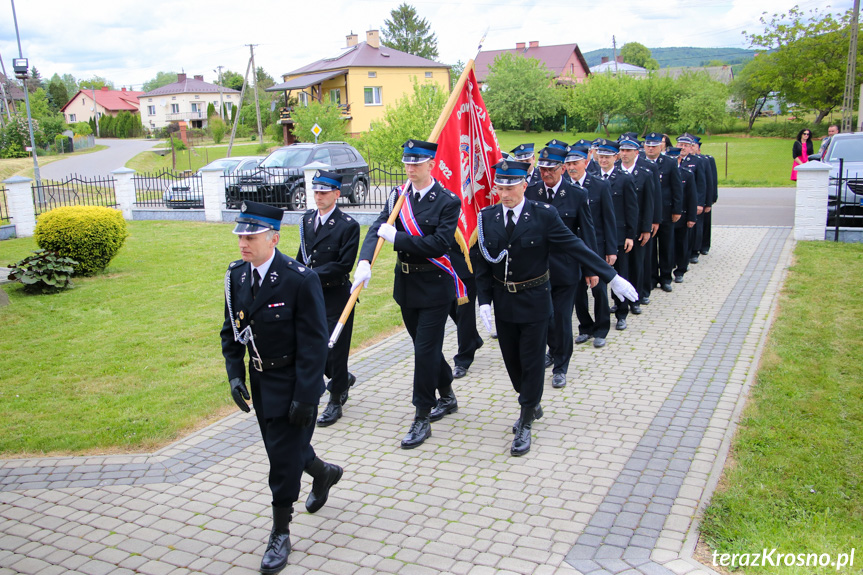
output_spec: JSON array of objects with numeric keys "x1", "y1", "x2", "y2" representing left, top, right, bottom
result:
[
  {"x1": 278, "y1": 104, "x2": 352, "y2": 124},
  {"x1": 165, "y1": 111, "x2": 206, "y2": 122}
]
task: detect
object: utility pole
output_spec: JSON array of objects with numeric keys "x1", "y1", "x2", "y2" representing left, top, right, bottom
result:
[
  {"x1": 247, "y1": 44, "x2": 264, "y2": 145},
  {"x1": 227, "y1": 57, "x2": 253, "y2": 158},
  {"x1": 10, "y1": 0, "x2": 41, "y2": 187},
  {"x1": 841, "y1": 0, "x2": 860, "y2": 133},
  {"x1": 0, "y1": 48, "x2": 17, "y2": 119},
  {"x1": 92, "y1": 87, "x2": 100, "y2": 137},
  {"x1": 215, "y1": 65, "x2": 225, "y2": 121},
  {"x1": 612, "y1": 35, "x2": 619, "y2": 74}
]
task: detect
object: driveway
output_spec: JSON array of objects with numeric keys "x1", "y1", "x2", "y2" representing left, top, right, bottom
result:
[{"x1": 37, "y1": 138, "x2": 161, "y2": 181}]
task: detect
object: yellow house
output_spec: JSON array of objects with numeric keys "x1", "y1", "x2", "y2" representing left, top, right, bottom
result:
[{"x1": 268, "y1": 30, "x2": 450, "y2": 142}]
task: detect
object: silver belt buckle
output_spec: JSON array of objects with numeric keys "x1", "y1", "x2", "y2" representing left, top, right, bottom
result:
[
  {"x1": 401, "y1": 262, "x2": 410, "y2": 273},
  {"x1": 252, "y1": 357, "x2": 263, "y2": 372},
  {"x1": 506, "y1": 282, "x2": 517, "y2": 293}
]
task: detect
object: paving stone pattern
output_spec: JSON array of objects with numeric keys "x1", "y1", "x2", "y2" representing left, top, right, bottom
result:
[{"x1": 0, "y1": 226, "x2": 793, "y2": 575}]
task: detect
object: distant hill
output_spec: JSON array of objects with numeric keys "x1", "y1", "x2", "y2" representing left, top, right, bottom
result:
[{"x1": 582, "y1": 47, "x2": 759, "y2": 69}]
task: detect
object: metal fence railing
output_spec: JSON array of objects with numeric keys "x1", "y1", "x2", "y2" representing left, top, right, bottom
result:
[
  {"x1": 827, "y1": 158, "x2": 863, "y2": 239},
  {"x1": 0, "y1": 185, "x2": 9, "y2": 225},
  {"x1": 223, "y1": 167, "x2": 305, "y2": 211},
  {"x1": 31, "y1": 174, "x2": 117, "y2": 216},
  {"x1": 134, "y1": 169, "x2": 199, "y2": 208}
]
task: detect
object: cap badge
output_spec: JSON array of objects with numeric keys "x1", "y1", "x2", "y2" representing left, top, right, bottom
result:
[
  {"x1": 315, "y1": 170, "x2": 321, "y2": 177},
  {"x1": 240, "y1": 202, "x2": 248, "y2": 212},
  {"x1": 408, "y1": 141, "x2": 414, "y2": 148},
  {"x1": 501, "y1": 160, "x2": 509, "y2": 170}
]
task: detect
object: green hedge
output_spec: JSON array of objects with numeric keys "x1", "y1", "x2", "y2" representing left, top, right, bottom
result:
[{"x1": 34, "y1": 206, "x2": 129, "y2": 276}]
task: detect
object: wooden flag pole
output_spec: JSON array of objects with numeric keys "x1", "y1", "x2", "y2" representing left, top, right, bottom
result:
[{"x1": 328, "y1": 59, "x2": 478, "y2": 349}]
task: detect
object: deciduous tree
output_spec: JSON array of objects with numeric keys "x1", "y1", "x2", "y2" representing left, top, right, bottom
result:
[
  {"x1": 484, "y1": 53, "x2": 561, "y2": 132},
  {"x1": 567, "y1": 72, "x2": 636, "y2": 136},
  {"x1": 620, "y1": 42, "x2": 659, "y2": 70},
  {"x1": 290, "y1": 100, "x2": 348, "y2": 144},
  {"x1": 142, "y1": 71, "x2": 178, "y2": 92}
]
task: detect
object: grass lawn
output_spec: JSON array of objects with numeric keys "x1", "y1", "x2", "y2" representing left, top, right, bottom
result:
[
  {"x1": 493, "y1": 130, "x2": 793, "y2": 187},
  {"x1": 125, "y1": 143, "x2": 278, "y2": 174},
  {"x1": 700, "y1": 241, "x2": 863, "y2": 573},
  {"x1": 0, "y1": 221, "x2": 402, "y2": 457}
]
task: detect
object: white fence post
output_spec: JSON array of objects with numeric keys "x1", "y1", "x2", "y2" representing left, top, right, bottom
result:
[
  {"x1": 794, "y1": 161, "x2": 832, "y2": 241},
  {"x1": 3, "y1": 176, "x2": 36, "y2": 237},
  {"x1": 200, "y1": 166, "x2": 225, "y2": 222},
  {"x1": 111, "y1": 167, "x2": 136, "y2": 220}
]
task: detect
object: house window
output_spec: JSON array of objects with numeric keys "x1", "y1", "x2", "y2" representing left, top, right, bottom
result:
[
  {"x1": 329, "y1": 89, "x2": 340, "y2": 105},
  {"x1": 194, "y1": 95, "x2": 200, "y2": 99},
  {"x1": 364, "y1": 86, "x2": 382, "y2": 105},
  {"x1": 147, "y1": 106, "x2": 156, "y2": 116},
  {"x1": 171, "y1": 103, "x2": 180, "y2": 114},
  {"x1": 69, "y1": 114, "x2": 76, "y2": 122},
  {"x1": 191, "y1": 103, "x2": 201, "y2": 113},
  {"x1": 570, "y1": 64, "x2": 574, "y2": 75},
  {"x1": 171, "y1": 96, "x2": 177, "y2": 100},
  {"x1": 148, "y1": 98, "x2": 153, "y2": 102},
  {"x1": 225, "y1": 102, "x2": 233, "y2": 113},
  {"x1": 368, "y1": 71, "x2": 377, "y2": 78},
  {"x1": 425, "y1": 72, "x2": 432, "y2": 78},
  {"x1": 298, "y1": 92, "x2": 309, "y2": 107}
]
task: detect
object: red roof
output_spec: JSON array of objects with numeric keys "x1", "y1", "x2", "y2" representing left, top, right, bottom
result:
[
  {"x1": 61, "y1": 88, "x2": 145, "y2": 113},
  {"x1": 286, "y1": 42, "x2": 448, "y2": 76},
  {"x1": 475, "y1": 42, "x2": 590, "y2": 82}
]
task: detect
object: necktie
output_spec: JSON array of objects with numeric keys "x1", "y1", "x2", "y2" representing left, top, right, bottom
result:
[
  {"x1": 413, "y1": 192, "x2": 420, "y2": 205},
  {"x1": 506, "y1": 210, "x2": 516, "y2": 238},
  {"x1": 603, "y1": 173, "x2": 609, "y2": 180},
  {"x1": 315, "y1": 217, "x2": 323, "y2": 234},
  {"x1": 252, "y1": 269, "x2": 261, "y2": 298},
  {"x1": 546, "y1": 187, "x2": 554, "y2": 200}
]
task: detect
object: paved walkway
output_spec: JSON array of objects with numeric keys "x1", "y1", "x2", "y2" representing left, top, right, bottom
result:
[{"x1": 0, "y1": 226, "x2": 794, "y2": 575}]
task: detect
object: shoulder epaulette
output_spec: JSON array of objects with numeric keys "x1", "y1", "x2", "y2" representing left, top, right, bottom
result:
[{"x1": 228, "y1": 259, "x2": 244, "y2": 270}]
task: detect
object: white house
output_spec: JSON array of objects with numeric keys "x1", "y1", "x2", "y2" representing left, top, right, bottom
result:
[{"x1": 138, "y1": 73, "x2": 240, "y2": 131}]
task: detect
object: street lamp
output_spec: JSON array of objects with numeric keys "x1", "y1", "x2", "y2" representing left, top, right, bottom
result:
[{"x1": 10, "y1": 1, "x2": 41, "y2": 188}]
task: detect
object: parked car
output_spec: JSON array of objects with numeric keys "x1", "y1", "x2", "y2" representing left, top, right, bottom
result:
[
  {"x1": 227, "y1": 142, "x2": 370, "y2": 211},
  {"x1": 810, "y1": 132, "x2": 863, "y2": 224},
  {"x1": 163, "y1": 156, "x2": 265, "y2": 209}
]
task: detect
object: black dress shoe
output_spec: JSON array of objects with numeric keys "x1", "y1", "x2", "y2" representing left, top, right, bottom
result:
[
  {"x1": 673, "y1": 275, "x2": 684, "y2": 283},
  {"x1": 593, "y1": 337, "x2": 606, "y2": 348},
  {"x1": 513, "y1": 404, "x2": 543, "y2": 433},
  {"x1": 336, "y1": 373, "x2": 356, "y2": 406},
  {"x1": 689, "y1": 255, "x2": 699, "y2": 264},
  {"x1": 544, "y1": 353, "x2": 554, "y2": 368},
  {"x1": 552, "y1": 373, "x2": 566, "y2": 388},
  {"x1": 429, "y1": 390, "x2": 458, "y2": 422},
  {"x1": 616, "y1": 318, "x2": 627, "y2": 330},
  {"x1": 700, "y1": 250, "x2": 709, "y2": 256},
  {"x1": 575, "y1": 333, "x2": 591, "y2": 344},
  {"x1": 511, "y1": 405, "x2": 537, "y2": 457},
  {"x1": 641, "y1": 296, "x2": 650, "y2": 305},
  {"x1": 316, "y1": 402, "x2": 342, "y2": 427},
  {"x1": 661, "y1": 283, "x2": 673, "y2": 292},
  {"x1": 452, "y1": 366, "x2": 468, "y2": 379},
  {"x1": 631, "y1": 304, "x2": 642, "y2": 315},
  {"x1": 401, "y1": 409, "x2": 431, "y2": 449},
  {"x1": 260, "y1": 506, "x2": 292, "y2": 574},
  {"x1": 305, "y1": 458, "x2": 343, "y2": 513}
]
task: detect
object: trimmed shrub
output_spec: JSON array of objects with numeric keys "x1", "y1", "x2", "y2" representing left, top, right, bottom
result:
[{"x1": 34, "y1": 206, "x2": 129, "y2": 276}]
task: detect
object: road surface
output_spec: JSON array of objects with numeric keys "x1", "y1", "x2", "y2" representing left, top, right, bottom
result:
[{"x1": 38, "y1": 138, "x2": 160, "y2": 181}]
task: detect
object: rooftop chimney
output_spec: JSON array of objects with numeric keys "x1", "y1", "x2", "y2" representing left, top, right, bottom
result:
[
  {"x1": 193, "y1": 74, "x2": 203, "y2": 81},
  {"x1": 516, "y1": 42, "x2": 526, "y2": 50},
  {"x1": 121, "y1": 87, "x2": 126, "y2": 92},
  {"x1": 528, "y1": 41, "x2": 539, "y2": 48},
  {"x1": 347, "y1": 32, "x2": 358, "y2": 47},
  {"x1": 177, "y1": 73, "x2": 187, "y2": 82},
  {"x1": 366, "y1": 29, "x2": 380, "y2": 48},
  {"x1": 616, "y1": 55, "x2": 623, "y2": 63},
  {"x1": 101, "y1": 86, "x2": 109, "y2": 91},
  {"x1": 601, "y1": 56, "x2": 609, "y2": 64}
]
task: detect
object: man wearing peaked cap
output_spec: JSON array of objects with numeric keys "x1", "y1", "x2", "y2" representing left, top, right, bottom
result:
[
  {"x1": 222, "y1": 200, "x2": 343, "y2": 573},
  {"x1": 676, "y1": 134, "x2": 708, "y2": 266},
  {"x1": 666, "y1": 147, "x2": 699, "y2": 283},
  {"x1": 297, "y1": 171, "x2": 361, "y2": 428},
  {"x1": 617, "y1": 136, "x2": 656, "y2": 311},
  {"x1": 526, "y1": 145, "x2": 598, "y2": 390},
  {"x1": 354, "y1": 139, "x2": 463, "y2": 450},
  {"x1": 692, "y1": 136, "x2": 718, "y2": 258},
  {"x1": 474, "y1": 159, "x2": 638, "y2": 457},
  {"x1": 643, "y1": 132, "x2": 683, "y2": 294},
  {"x1": 511, "y1": 143, "x2": 541, "y2": 187}
]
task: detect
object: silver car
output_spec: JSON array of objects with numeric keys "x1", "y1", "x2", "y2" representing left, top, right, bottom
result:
[
  {"x1": 814, "y1": 133, "x2": 863, "y2": 223},
  {"x1": 164, "y1": 156, "x2": 265, "y2": 209}
]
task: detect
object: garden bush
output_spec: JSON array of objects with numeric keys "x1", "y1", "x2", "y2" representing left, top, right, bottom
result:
[
  {"x1": 34, "y1": 206, "x2": 129, "y2": 276},
  {"x1": 7, "y1": 250, "x2": 77, "y2": 294}
]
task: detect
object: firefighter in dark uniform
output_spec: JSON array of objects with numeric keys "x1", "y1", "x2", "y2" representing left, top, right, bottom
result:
[
  {"x1": 594, "y1": 139, "x2": 638, "y2": 331},
  {"x1": 616, "y1": 136, "x2": 655, "y2": 315},
  {"x1": 568, "y1": 143, "x2": 617, "y2": 348},
  {"x1": 666, "y1": 148, "x2": 698, "y2": 282},
  {"x1": 221, "y1": 201, "x2": 343, "y2": 574},
  {"x1": 447, "y1": 241, "x2": 484, "y2": 380},
  {"x1": 511, "y1": 143, "x2": 541, "y2": 188},
  {"x1": 643, "y1": 132, "x2": 683, "y2": 293},
  {"x1": 352, "y1": 139, "x2": 463, "y2": 449},
  {"x1": 525, "y1": 144, "x2": 598, "y2": 389},
  {"x1": 296, "y1": 170, "x2": 360, "y2": 427},
  {"x1": 474, "y1": 160, "x2": 638, "y2": 456},
  {"x1": 693, "y1": 136, "x2": 718, "y2": 257},
  {"x1": 677, "y1": 134, "x2": 708, "y2": 266}
]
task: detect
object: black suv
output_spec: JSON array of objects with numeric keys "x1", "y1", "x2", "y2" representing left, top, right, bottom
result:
[{"x1": 227, "y1": 142, "x2": 370, "y2": 211}]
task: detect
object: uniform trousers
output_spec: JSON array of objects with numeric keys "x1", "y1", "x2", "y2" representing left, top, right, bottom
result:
[
  {"x1": 673, "y1": 224, "x2": 691, "y2": 278},
  {"x1": 322, "y1": 284, "x2": 354, "y2": 396},
  {"x1": 627, "y1": 241, "x2": 645, "y2": 303},
  {"x1": 656, "y1": 222, "x2": 676, "y2": 284},
  {"x1": 494, "y1": 316, "x2": 548, "y2": 409},
  {"x1": 546, "y1": 283, "x2": 578, "y2": 375},
  {"x1": 254, "y1": 399, "x2": 317, "y2": 507},
  {"x1": 700, "y1": 210, "x2": 712, "y2": 253},
  {"x1": 611, "y1": 245, "x2": 632, "y2": 319},
  {"x1": 401, "y1": 303, "x2": 454, "y2": 410},
  {"x1": 575, "y1": 280, "x2": 611, "y2": 338},
  {"x1": 448, "y1": 276, "x2": 483, "y2": 369},
  {"x1": 690, "y1": 213, "x2": 704, "y2": 259}
]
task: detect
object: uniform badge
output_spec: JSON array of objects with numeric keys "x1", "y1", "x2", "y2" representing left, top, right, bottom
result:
[
  {"x1": 235, "y1": 319, "x2": 241, "y2": 327},
  {"x1": 269, "y1": 271, "x2": 279, "y2": 282},
  {"x1": 408, "y1": 141, "x2": 414, "y2": 148},
  {"x1": 240, "y1": 202, "x2": 248, "y2": 212},
  {"x1": 541, "y1": 150, "x2": 549, "y2": 158},
  {"x1": 518, "y1": 145, "x2": 524, "y2": 151},
  {"x1": 560, "y1": 190, "x2": 566, "y2": 198},
  {"x1": 315, "y1": 170, "x2": 321, "y2": 177},
  {"x1": 239, "y1": 311, "x2": 244, "y2": 320},
  {"x1": 229, "y1": 261, "x2": 236, "y2": 268},
  {"x1": 501, "y1": 160, "x2": 509, "y2": 171},
  {"x1": 429, "y1": 191, "x2": 437, "y2": 201},
  {"x1": 240, "y1": 271, "x2": 247, "y2": 284}
]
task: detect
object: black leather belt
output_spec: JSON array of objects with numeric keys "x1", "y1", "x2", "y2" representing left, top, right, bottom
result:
[
  {"x1": 251, "y1": 354, "x2": 295, "y2": 372},
  {"x1": 320, "y1": 275, "x2": 349, "y2": 288},
  {"x1": 494, "y1": 271, "x2": 550, "y2": 293},
  {"x1": 397, "y1": 259, "x2": 438, "y2": 273}
]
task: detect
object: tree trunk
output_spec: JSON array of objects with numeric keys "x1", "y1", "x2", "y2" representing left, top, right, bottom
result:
[{"x1": 814, "y1": 109, "x2": 831, "y2": 124}]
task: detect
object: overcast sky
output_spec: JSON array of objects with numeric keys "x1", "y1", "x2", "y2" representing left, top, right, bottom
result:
[{"x1": 0, "y1": 0, "x2": 851, "y2": 91}]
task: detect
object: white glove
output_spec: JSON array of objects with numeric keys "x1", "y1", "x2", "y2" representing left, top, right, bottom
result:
[
  {"x1": 377, "y1": 223, "x2": 397, "y2": 244},
  {"x1": 609, "y1": 274, "x2": 638, "y2": 302},
  {"x1": 479, "y1": 304, "x2": 495, "y2": 335},
  {"x1": 351, "y1": 260, "x2": 371, "y2": 293}
]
